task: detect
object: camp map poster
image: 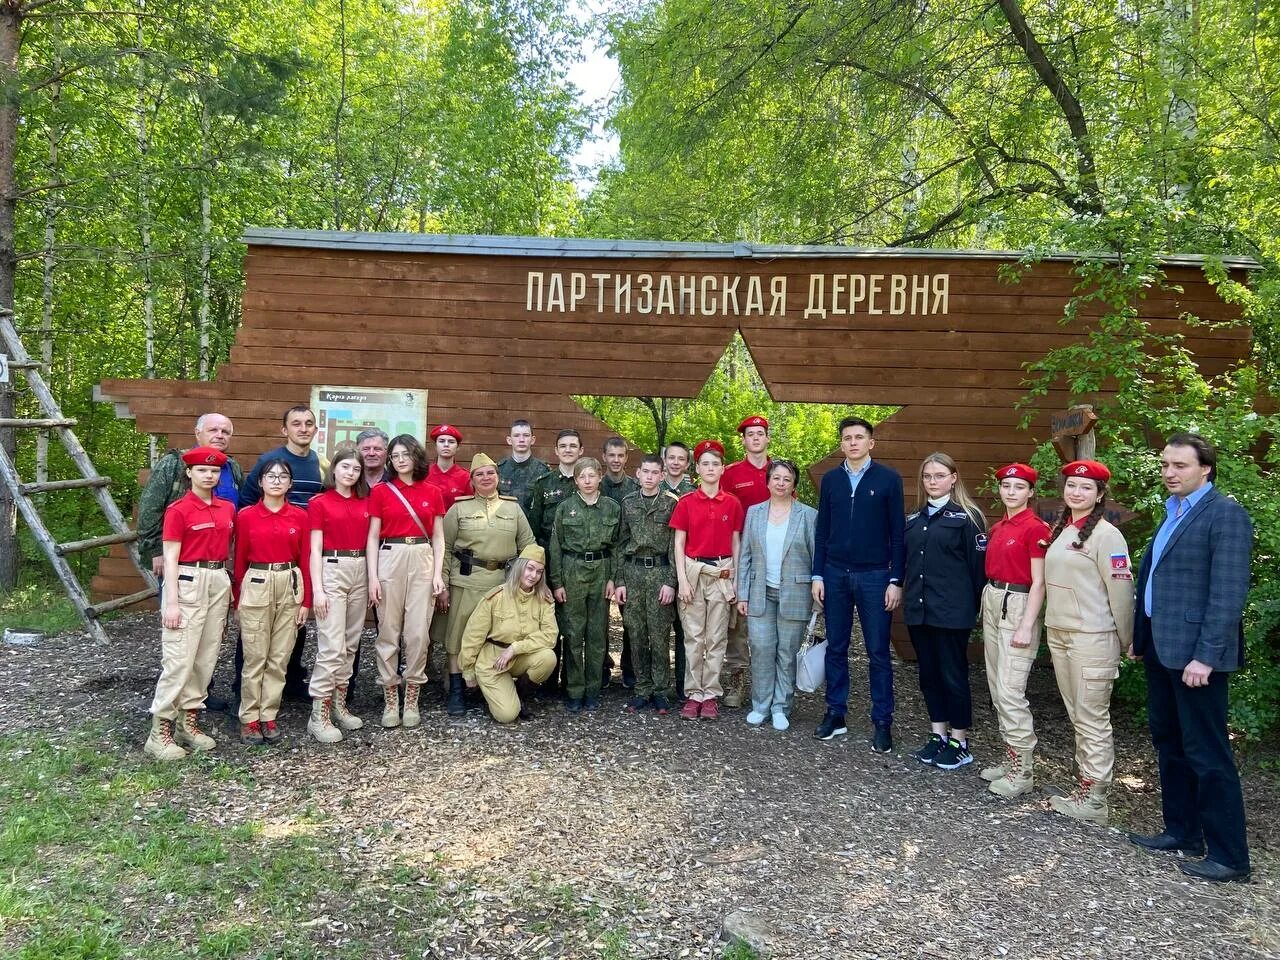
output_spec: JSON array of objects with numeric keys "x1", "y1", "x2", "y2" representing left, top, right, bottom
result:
[{"x1": 310, "y1": 385, "x2": 428, "y2": 462}]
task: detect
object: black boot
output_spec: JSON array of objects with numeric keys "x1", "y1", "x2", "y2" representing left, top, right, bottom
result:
[{"x1": 447, "y1": 672, "x2": 466, "y2": 717}]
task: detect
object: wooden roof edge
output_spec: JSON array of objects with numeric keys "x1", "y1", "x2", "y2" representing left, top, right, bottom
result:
[{"x1": 240, "y1": 227, "x2": 1262, "y2": 271}]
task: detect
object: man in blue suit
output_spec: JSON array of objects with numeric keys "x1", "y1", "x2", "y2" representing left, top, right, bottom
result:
[
  {"x1": 1129, "y1": 432, "x2": 1252, "y2": 883},
  {"x1": 811, "y1": 417, "x2": 905, "y2": 752}
]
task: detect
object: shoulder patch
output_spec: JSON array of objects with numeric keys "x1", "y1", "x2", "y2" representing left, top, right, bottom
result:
[
  {"x1": 499, "y1": 494, "x2": 518, "y2": 501},
  {"x1": 483, "y1": 585, "x2": 505, "y2": 601},
  {"x1": 906, "y1": 511, "x2": 920, "y2": 522},
  {"x1": 665, "y1": 491, "x2": 680, "y2": 502}
]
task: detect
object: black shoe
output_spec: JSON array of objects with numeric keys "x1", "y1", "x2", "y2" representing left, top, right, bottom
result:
[
  {"x1": 815, "y1": 712, "x2": 848, "y2": 741},
  {"x1": 913, "y1": 733, "x2": 945, "y2": 765},
  {"x1": 518, "y1": 703, "x2": 535, "y2": 721},
  {"x1": 652, "y1": 695, "x2": 670, "y2": 715},
  {"x1": 1128, "y1": 831, "x2": 1206, "y2": 857},
  {"x1": 872, "y1": 725, "x2": 893, "y2": 754},
  {"x1": 446, "y1": 673, "x2": 466, "y2": 717},
  {"x1": 934, "y1": 738, "x2": 972, "y2": 770},
  {"x1": 626, "y1": 695, "x2": 649, "y2": 714},
  {"x1": 583, "y1": 696, "x2": 601, "y2": 711},
  {"x1": 204, "y1": 694, "x2": 231, "y2": 713},
  {"x1": 565, "y1": 698, "x2": 583, "y2": 714},
  {"x1": 622, "y1": 675, "x2": 636, "y2": 689},
  {"x1": 1179, "y1": 859, "x2": 1250, "y2": 883}
]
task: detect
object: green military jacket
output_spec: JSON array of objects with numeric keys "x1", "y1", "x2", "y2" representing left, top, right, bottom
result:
[
  {"x1": 526, "y1": 468, "x2": 578, "y2": 546},
  {"x1": 496, "y1": 455, "x2": 550, "y2": 513},
  {"x1": 662, "y1": 475, "x2": 696, "y2": 496},
  {"x1": 602, "y1": 473, "x2": 640, "y2": 504},
  {"x1": 614, "y1": 488, "x2": 679, "y2": 590},
  {"x1": 547, "y1": 492, "x2": 621, "y2": 589}
]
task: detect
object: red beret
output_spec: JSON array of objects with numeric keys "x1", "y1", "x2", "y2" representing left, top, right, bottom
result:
[
  {"x1": 737, "y1": 415, "x2": 769, "y2": 433},
  {"x1": 996, "y1": 462, "x2": 1038, "y2": 485},
  {"x1": 430, "y1": 424, "x2": 462, "y2": 442},
  {"x1": 694, "y1": 439, "x2": 725, "y2": 462},
  {"x1": 1061, "y1": 459, "x2": 1111, "y2": 483},
  {"x1": 182, "y1": 446, "x2": 227, "y2": 467}
]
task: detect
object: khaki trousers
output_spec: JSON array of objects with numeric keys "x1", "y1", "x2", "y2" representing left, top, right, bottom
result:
[
  {"x1": 375, "y1": 541, "x2": 435, "y2": 686},
  {"x1": 149, "y1": 565, "x2": 231, "y2": 721},
  {"x1": 725, "y1": 606, "x2": 750, "y2": 674},
  {"x1": 238, "y1": 566, "x2": 303, "y2": 722},
  {"x1": 679, "y1": 558, "x2": 733, "y2": 702},
  {"x1": 1047, "y1": 626, "x2": 1121, "y2": 784},
  {"x1": 444, "y1": 568, "x2": 507, "y2": 657},
  {"x1": 310, "y1": 556, "x2": 368, "y2": 699},
  {"x1": 982, "y1": 585, "x2": 1040, "y2": 752},
  {"x1": 476, "y1": 644, "x2": 556, "y2": 723}
]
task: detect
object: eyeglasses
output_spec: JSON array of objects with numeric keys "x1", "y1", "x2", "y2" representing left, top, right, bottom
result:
[
  {"x1": 263, "y1": 473, "x2": 291, "y2": 482},
  {"x1": 922, "y1": 473, "x2": 953, "y2": 481},
  {"x1": 389, "y1": 452, "x2": 413, "y2": 461}
]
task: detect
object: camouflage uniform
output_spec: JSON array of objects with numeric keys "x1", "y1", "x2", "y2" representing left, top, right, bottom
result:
[
  {"x1": 602, "y1": 473, "x2": 641, "y2": 685},
  {"x1": 663, "y1": 476, "x2": 696, "y2": 496},
  {"x1": 548, "y1": 492, "x2": 621, "y2": 702},
  {"x1": 615, "y1": 489, "x2": 679, "y2": 698},
  {"x1": 662, "y1": 475, "x2": 696, "y2": 694},
  {"x1": 602, "y1": 474, "x2": 640, "y2": 504},
  {"x1": 497, "y1": 456, "x2": 550, "y2": 514},
  {"x1": 526, "y1": 469, "x2": 578, "y2": 547}
]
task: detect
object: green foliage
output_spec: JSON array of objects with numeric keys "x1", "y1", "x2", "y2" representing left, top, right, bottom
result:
[
  {"x1": 0, "y1": 582, "x2": 87, "y2": 635},
  {"x1": 576, "y1": 334, "x2": 893, "y2": 503},
  {"x1": 721, "y1": 938, "x2": 760, "y2": 960}
]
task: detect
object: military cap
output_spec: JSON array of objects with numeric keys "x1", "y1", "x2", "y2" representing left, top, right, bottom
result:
[
  {"x1": 694, "y1": 439, "x2": 725, "y2": 462},
  {"x1": 430, "y1": 424, "x2": 463, "y2": 441},
  {"x1": 183, "y1": 446, "x2": 227, "y2": 467},
  {"x1": 737, "y1": 415, "x2": 768, "y2": 433},
  {"x1": 470, "y1": 452, "x2": 497, "y2": 473},
  {"x1": 1061, "y1": 459, "x2": 1110, "y2": 483},
  {"x1": 519, "y1": 544, "x2": 546, "y2": 564},
  {"x1": 997, "y1": 463, "x2": 1038, "y2": 485}
]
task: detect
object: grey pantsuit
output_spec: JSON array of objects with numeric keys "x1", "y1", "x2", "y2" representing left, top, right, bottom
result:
[{"x1": 737, "y1": 500, "x2": 818, "y2": 717}]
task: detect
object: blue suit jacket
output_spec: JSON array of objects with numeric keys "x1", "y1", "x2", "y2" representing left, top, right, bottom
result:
[{"x1": 1133, "y1": 487, "x2": 1252, "y2": 672}]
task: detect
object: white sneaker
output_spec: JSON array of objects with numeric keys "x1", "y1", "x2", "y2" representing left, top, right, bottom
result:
[
  {"x1": 771, "y1": 712, "x2": 790, "y2": 731},
  {"x1": 745, "y1": 710, "x2": 767, "y2": 726}
]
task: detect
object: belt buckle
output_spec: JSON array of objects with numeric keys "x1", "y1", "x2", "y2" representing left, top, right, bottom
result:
[
  {"x1": 642, "y1": 557, "x2": 656, "y2": 568},
  {"x1": 405, "y1": 536, "x2": 420, "y2": 545}
]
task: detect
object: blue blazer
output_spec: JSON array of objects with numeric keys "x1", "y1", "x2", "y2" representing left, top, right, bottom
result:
[
  {"x1": 737, "y1": 501, "x2": 818, "y2": 622},
  {"x1": 812, "y1": 460, "x2": 906, "y2": 581},
  {"x1": 1133, "y1": 487, "x2": 1252, "y2": 672}
]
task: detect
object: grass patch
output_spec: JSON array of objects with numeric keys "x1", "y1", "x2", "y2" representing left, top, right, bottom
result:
[
  {"x1": 0, "y1": 582, "x2": 86, "y2": 635},
  {"x1": 722, "y1": 938, "x2": 761, "y2": 960}
]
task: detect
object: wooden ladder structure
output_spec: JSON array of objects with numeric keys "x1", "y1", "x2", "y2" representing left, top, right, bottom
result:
[{"x1": 0, "y1": 311, "x2": 157, "y2": 640}]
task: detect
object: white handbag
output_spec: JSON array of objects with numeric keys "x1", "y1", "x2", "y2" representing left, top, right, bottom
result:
[{"x1": 795, "y1": 612, "x2": 826, "y2": 693}]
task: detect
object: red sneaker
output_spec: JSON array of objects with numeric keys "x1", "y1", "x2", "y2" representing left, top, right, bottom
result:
[
  {"x1": 680, "y1": 699, "x2": 701, "y2": 720},
  {"x1": 700, "y1": 699, "x2": 719, "y2": 721}
]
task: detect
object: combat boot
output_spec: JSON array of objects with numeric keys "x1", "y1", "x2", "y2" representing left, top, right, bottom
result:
[
  {"x1": 307, "y1": 697, "x2": 343, "y2": 744},
  {"x1": 403, "y1": 682, "x2": 422, "y2": 728},
  {"x1": 980, "y1": 745, "x2": 1014, "y2": 782},
  {"x1": 144, "y1": 716, "x2": 187, "y2": 761},
  {"x1": 381, "y1": 684, "x2": 401, "y2": 728},
  {"x1": 988, "y1": 749, "x2": 1034, "y2": 798},
  {"x1": 1049, "y1": 778, "x2": 1108, "y2": 825},
  {"x1": 446, "y1": 673, "x2": 465, "y2": 717},
  {"x1": 722, "y1": 669, "x2": 745, "y2": 708},
  {"x1": 175, "y1": 709, "x2": 216, "y2": 752},
  {"x1": 332, "y1": 686, "x2": 364, "y2": 730}
]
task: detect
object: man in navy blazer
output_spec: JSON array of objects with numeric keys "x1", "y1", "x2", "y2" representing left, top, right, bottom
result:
[
  {"x1": 811, "y1": 417, "x2": 905, "y2": 752},
  {"x1": 1129, "y1": 432, "x2": 1252, "y2": 882}
]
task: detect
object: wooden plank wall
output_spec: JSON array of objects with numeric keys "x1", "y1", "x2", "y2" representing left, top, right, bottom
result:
[{"x1": 93, "y1": 244, "x2": 1250, "y2": 606}]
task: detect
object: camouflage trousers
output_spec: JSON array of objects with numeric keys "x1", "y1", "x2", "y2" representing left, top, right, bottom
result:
[
  {"x1": 558, "y1": 557, "x2": 610, "y2": 700},
  {"x1": 620, "y1": 563, "x2": 676, "y2": 698}
]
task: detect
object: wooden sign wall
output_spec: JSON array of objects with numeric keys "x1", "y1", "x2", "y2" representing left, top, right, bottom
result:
[{"x1": 92, "y1": 230, "x2": 1252, "y2": 601}]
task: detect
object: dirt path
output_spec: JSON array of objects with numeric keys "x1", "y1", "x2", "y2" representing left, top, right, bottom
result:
[{"x1": 1, "y1": 616, "x2": 1275, "y2": 959}]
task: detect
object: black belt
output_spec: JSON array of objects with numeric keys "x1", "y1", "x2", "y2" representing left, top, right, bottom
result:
[
  {"x1": 383, "y1": 536, "x2": 428, "y2": 545},
  {"x1": 627, "y1": 555, "x2": 669, "y2": 567},
  {"x1": 690, "y1": 555, "x2": 730, "y2": 564},
  {"x1": 180, "y1": 561, "x2": 225, "y2": 570},
  {"x1": 486, "y1": 638, "x2": 511, "y2": 648},
  {"x1": 988, "y1": 580, "x2": 1031, "y2": 594},
  {"x1": 322, "y1": 549, "x2": 365, "y2": 558},
  {"x1": 454, "y1": 550, "x2": 514, "y2": 571},
  {"x1": 563, "y1": 549, "x2": 611, "y2": 562},
  {"x1": 248, "y1": 561, "x2": 297, "y2": 572}
]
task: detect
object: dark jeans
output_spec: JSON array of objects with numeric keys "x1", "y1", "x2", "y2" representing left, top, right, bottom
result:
[
  {"x1": 908, "y1": 623, "x2": 972, "y2": 730},
  {"x1": 822, "y1": 565, "x2": 894, "y2": 725},
  {"x1": 1145, "y1": 647, "x2": 1250, "y2": 870}
]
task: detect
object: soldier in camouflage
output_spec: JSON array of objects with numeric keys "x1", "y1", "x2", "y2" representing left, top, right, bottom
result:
[
  {"x1": 601, "y1": 436, "x2": 640, "y2": 689},
  {"x1": 614, "y1": 454, "x2": 679, "y2": 714},
  {"x1": 496, "y1": 419, "x2": 549, "y2": 512},
  {"x1": 548, "y1": 457, "x2": 621, "y2": 713}
]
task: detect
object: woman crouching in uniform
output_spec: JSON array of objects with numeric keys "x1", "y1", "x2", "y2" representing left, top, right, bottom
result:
[
  {"x1": 145, "y1": 446, "x2": 236, "y2": 760},
  {"x1": 980, "y1": 463, "x2": 1051, "y2": 798},
  {"x1": 459, "y1": 545, "x2": 558, "y2": 723},
  {"x1": 306, "y1": 448, "x2": 371, "y2": 743},
  {"x1": 1043, "y1": 459, "x2": 1135, "y2": 825},
  {"x1": 903, "y1": 453, "x2": 988, "y2": 771},
  {"x1": 233, "y1": 457, "x2": 311, "y2": 745}
]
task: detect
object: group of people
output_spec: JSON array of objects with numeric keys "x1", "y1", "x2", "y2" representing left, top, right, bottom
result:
[{"x1": 138, "y1": 409, "x2": 1254, "y2": 884}]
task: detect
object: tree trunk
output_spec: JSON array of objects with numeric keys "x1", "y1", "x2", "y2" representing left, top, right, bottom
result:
[
  {"x1": 38, "y1": 42, "x2": 60, "y2": 485},
  {"x1": 198, "y1": 96, "x2": 211, "y2": 379},
  {"x1": 0, "y1": 3, "x2": 22, "y2": 590},
  {"x1": 135, "y1": 5, "x2": 155, "y2": 462}
]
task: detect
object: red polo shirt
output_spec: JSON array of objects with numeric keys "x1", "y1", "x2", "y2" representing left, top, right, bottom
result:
[
  {"x1": 669, "y1": 487, "x2": 744, "y2": 558},
  {"x1": 370, "y1": 478, "x2": 445, "y2": 540},
  {"x1": 308, "y1": 489, "x2": 371, "y2": 552},
  {"x1": 722, "y1": 458, "x2": 771, "y2": 509},
  {"x1": 425, "y1": 463, "x2": 473, "y2": 509},
  {"x1": 162, "y1": 492, "x2": 235, "y2": 564},
  {"x1": 984, "y1": 508, "x2": 1051, "y2": 585},
  {"x1": 233, "y1": 502, "x2": 312, "y2": 607}
]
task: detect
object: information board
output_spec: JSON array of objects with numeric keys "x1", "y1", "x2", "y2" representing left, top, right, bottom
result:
[{"x1": 310, "y1": 385, "x2": 428, "y2": 462}]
